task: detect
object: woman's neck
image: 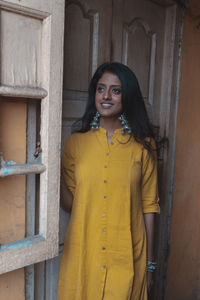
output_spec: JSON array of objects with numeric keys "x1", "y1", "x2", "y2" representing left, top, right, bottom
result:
[
  {"x1": 100, "y1": 117, "x2": 121, "y2": 132},
  {"x1": 99, "y1": 117, "x2": 121, "y2": 144}
]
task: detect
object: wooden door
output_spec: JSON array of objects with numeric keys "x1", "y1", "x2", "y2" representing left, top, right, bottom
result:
[
  {"x1": 47, "y1": 0, "x2": 182, "y2": 299},
  {"x1": 0, "y1": 0, "x2": 65, "y2": 299},
  {"x1": 111, "y1": 2, "x2": 183, "y2": 299}
]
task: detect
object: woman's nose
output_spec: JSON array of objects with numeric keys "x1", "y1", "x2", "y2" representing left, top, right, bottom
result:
[{"x1": 103, "y1": 89, "x2": 111, "y2": 100}]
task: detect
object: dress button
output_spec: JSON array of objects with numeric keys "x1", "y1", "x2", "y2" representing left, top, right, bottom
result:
[
  {"x1": 102, "y1": 229, "x2": 106, "y2": 234},
  {"x1": 111, "y1": 141, "x2": 114, "y2": 145},
  {"x1": 104, "y1": 165, "x2": 107, "y2": 168},
  {"x1": 102, "y1": 212, "x2": 106, "y2": 216},
  {"x1": 103, "y1": 265, "x2": 107, "y2": 269},
  {"x1": 106, "y1": 152, "x2": 109, "y2": 155},
  {"x1": 104, "y1": 195, "x2": 107, "y2": 199},
  {"x1": 102, "y1": 247, "x2": 106, "y2": 250},
  {"x1": 104, "y1": 180, "x2": 107, "y2": 183}
]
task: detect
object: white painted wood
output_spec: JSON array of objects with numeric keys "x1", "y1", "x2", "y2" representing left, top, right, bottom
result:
[
  {"x1": 0, "y1": 1, "x2": 49, "y2": 18},
  {"x1": 26, "y1": 102, "x2": 37, "y2": 238},
  {"x1": 0, "y1": 236, "x2": 44, "y2": 272},
  {"x1": 25, "y1": 102, "x2": 37, "y2": 300},
  {"x1": 0, "y1": 85, "x2": 47, "y2": 98},
  {"x1": 0, "y1": 0, "x2": 65, "y2": 274},
  {"x1": 0, "y1": 10, "x2": 42, "y2": 86},
  {"x1": 0, "y1": 163, "x2": 46, "y2": 177},
  {"x1": 0, "y1": 235, "x2": 61, "y2": 274}
]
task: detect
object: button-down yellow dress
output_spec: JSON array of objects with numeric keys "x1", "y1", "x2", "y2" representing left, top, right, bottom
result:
[{"x1": 58, "y1": 127, "x2": 160, "y2": 300}]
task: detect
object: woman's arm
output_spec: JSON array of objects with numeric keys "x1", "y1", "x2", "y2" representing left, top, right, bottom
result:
[
  {"x1": 144, "y1": 212, "x2": 155, "y2": 292},
  {"x1": 144, "y1": 212, "x2": 155, "y2": 260},
  {"x1": 60, "y1": 171, "x2": 73, "y2": 212}
]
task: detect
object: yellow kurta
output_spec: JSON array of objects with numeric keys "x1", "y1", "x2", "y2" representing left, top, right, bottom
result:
[{"x1": 58, "y1": 127, "x2": 160, "y2": 300}]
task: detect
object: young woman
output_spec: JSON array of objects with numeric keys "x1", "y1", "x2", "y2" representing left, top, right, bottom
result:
[{"x1": 58, "y1": 62, "x2": 160, "y2": 300}]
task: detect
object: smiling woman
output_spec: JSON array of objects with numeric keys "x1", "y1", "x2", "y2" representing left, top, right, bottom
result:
[
  {"x1": 95, "y1": 72, "x2": 123, "y2": 143},
  {"x1": 58, "y1": 62, "x2": 160, "y2": 300},
  {"x1": 95, "y1": 72, "x2": 122, "y2": 118}
]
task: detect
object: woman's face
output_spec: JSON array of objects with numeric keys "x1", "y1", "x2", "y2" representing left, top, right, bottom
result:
[{"x1": 95, "y1": 72, "x2": 123, "y2": 119}]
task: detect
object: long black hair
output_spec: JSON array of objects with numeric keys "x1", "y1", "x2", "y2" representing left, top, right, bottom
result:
[{"x1": 73, "y1": 62, "x2": 156, "y2": 152}]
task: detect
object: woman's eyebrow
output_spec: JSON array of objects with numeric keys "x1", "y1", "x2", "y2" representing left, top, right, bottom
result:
[{"x1": 97, "y1": 83, "x2": 121, "y2": 87}]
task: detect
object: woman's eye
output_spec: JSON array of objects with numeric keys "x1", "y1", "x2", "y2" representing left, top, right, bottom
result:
[
  {"x1": 112, "y1": 88, "x2": 121, "y2": 95},
  {"x1": 97, "y1": 86, "x2": 104, "y2": 93}
]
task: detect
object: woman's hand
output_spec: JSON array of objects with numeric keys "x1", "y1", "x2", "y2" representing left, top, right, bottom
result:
[{"x1": 144, "y1": 213, "x2": 155, "y2": 293}]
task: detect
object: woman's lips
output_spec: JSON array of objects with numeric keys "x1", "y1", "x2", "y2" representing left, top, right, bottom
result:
[{"x1": 101, "y1": 103, "x2": 113, "y2": 108}]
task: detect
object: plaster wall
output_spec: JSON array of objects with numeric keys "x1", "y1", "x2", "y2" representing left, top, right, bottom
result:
[{"x1": 166, "y1": 2, "x2": 200, "y2": 299}]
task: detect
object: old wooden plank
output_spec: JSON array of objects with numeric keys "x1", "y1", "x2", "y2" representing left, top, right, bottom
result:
[
  {"x1": 0, "y1": 163, "x2": 46, "y2": 177},
  {"x1": 25, "y1": 102, "x2": 37, "y2": 300},
  {"x1": 0, "y1": 85, "x2": 47, "y2": 99}
]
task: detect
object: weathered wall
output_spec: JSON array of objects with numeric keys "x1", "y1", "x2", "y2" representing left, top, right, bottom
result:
[
  {"x1": 0, "y1": 100, "x2": 26, "y2": 300},
  {"x1": 166, "y1": 1, "x2": 200, "y2": 299}
]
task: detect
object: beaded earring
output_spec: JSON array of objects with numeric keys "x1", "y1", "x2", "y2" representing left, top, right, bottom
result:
[
  {"x1": 118, "y1": 113, "x2": 132, "y2": 134},
  {"x1": 90, "y1": 111, "x2": 100, "y2": 130}
]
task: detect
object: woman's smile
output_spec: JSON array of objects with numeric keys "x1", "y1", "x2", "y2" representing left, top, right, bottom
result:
[{"x1": 100, "y1": 102, "x2": 113, "y2": 108}]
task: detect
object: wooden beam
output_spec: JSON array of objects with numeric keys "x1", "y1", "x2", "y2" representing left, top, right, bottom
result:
[
  {"x1": 0, "y1": 163, "x2": 46, "y2": 177},
  {"x1": 0, "y1": 85, "x2": 47, "y2": 99}
]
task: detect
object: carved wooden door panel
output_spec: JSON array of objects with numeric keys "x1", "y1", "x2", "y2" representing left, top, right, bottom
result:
[{"x1": 112, "y1": 0, "x2": 177, "y2": 131}]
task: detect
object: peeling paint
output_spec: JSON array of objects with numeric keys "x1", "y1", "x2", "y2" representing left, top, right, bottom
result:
[
  {"x1": 5, "y1": 160, "x2": 16, "y2": 165},
  {"x1": 0, "y1": 163, "x2": 46, "y2": 177},
  {"x1": 2, "y1": 168, "x2": 11, "y2": 175},
  {"x1": 1, "y1": 240, "x2": 32, "y2": 250},
  {"x1": 0, "y1": 235, "x2": 44, "y2": 250}
]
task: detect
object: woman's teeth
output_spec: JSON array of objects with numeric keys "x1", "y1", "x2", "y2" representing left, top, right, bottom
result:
[{"x1": 101, "y1": 103, "x2": 113, "y2": 108}]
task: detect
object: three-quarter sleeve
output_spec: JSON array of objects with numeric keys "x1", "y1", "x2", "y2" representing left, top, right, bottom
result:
[
  {"x1": 141, "y1": 141, "x2": 160, "y2": 214},
  {"x1": 62, "y1": 135, "x2": 76, "y2": 196}
]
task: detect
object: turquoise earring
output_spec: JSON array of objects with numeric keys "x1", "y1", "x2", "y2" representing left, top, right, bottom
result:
[
  {"x1": 90, "y1": 111, "x2": 100, "y2": 130},
  {"x1": 119, "y1": 113, "x2": 132, "y2": 134}
]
